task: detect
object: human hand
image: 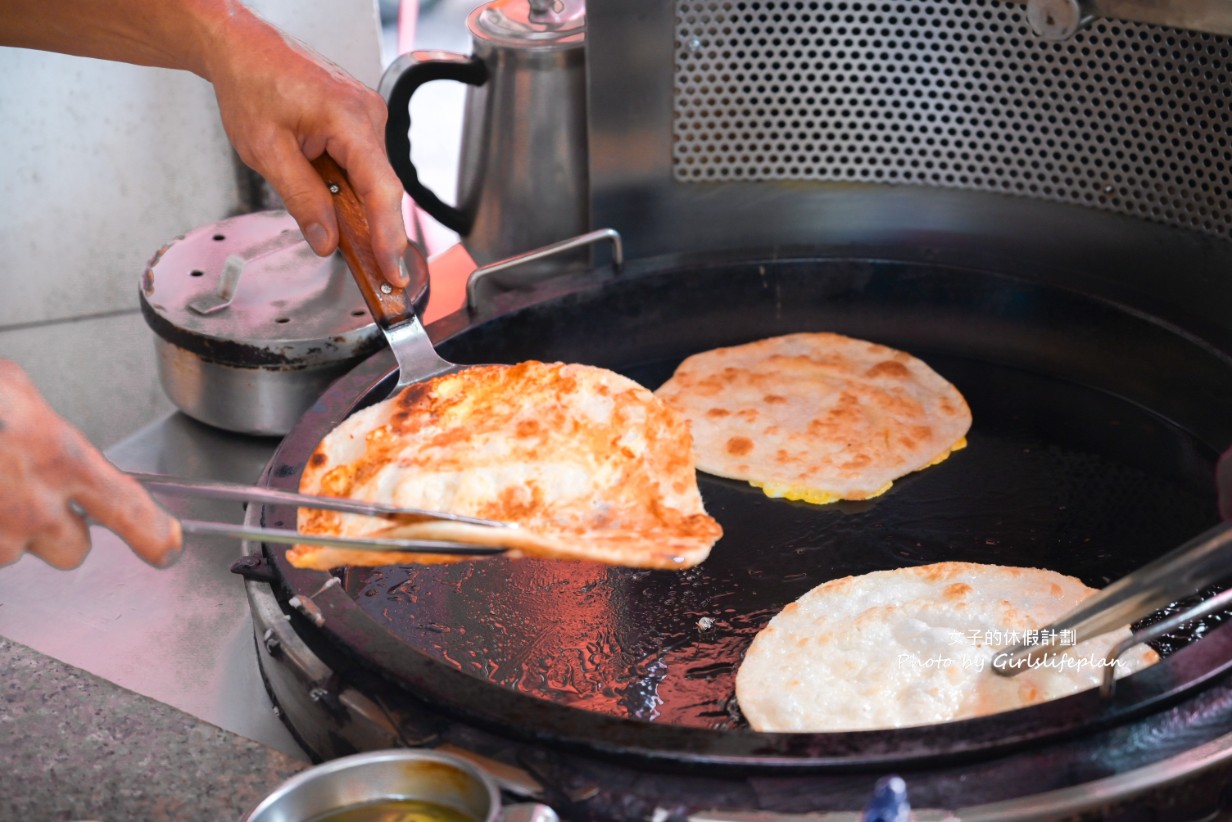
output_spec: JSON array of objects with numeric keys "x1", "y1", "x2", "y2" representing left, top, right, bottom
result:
[
  {"x1": 0, "y1": 1, "x2": 411, "y2": 286},
  {"x1": 203, "y1": 8, "x2": 410, "y2": 287},
  {"x1": 0, "y1": 360, "x2": 182, "y2": 569}
]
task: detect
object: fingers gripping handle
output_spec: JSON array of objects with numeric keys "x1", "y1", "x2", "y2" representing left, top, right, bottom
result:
[{"x1": 311, "y1": 153, "x2": 417, "y2": 329}]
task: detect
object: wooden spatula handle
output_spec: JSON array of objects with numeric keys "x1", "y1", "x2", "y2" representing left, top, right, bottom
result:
[{"x1": 311, "y1": 153, "x2": 414, "y2": 328}]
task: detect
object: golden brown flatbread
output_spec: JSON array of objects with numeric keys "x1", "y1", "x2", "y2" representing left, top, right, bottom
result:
[
  {"x1": 289, "y1": 361, "x2": 722, "y2": 570},
  {"x1": 654, "y1": 332, "x2": 972, "y2": 503},
  {"x1": 735, "y1": 562, "x2": 1158, "y2": 732}
]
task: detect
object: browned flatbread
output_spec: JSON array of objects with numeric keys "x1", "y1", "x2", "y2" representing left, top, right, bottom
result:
[
  {"x1": 654, "y1": 332, "x2": 972, "y2": 503},
  {"x1": 736, "y1": 562, "x2": 1158, "y2": 732},
  {"x1": 289, "y1": 361, "x2": 722, "y2": 570}
]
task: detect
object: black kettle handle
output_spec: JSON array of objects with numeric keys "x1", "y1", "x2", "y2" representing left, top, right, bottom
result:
[{"x1": 381, "y1": 51, "x2": 489, "y2": 236}]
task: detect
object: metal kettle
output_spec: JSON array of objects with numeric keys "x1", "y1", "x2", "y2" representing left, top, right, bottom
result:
[{"x1": 381, "y1": 0, "x2": 588, "y2": 274}]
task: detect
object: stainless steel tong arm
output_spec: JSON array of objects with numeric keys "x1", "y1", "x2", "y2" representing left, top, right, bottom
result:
[
  {"x1": 130, "y1": 472, "x2": 513, "y2": 529},
  {"x1": 992, "y1": 519, "x2": 1232, "y2": 676},
  {"x1": 177, "y1": 520, "x2": 506, "y2": 556}
]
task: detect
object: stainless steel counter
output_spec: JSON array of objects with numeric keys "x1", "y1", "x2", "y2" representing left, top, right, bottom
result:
[{"x1": 0, "y1": 410, "x2": 308, "y2": 761}]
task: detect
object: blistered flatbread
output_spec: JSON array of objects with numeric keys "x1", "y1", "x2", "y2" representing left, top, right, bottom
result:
[
  {"x1": 655, "y1": 333, "x2": 971, "y2": 503},
  {"x1": 289, "y1": 361, "x2": 722, "y2": 570},
  {"x1": 735, "y1": 562, "x2": 1158, "y2": 732}
]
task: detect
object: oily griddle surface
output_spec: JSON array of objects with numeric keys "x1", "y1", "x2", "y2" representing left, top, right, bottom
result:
[{"x1": 342, "y1": 351, "x2": 1218, "y2": 730}]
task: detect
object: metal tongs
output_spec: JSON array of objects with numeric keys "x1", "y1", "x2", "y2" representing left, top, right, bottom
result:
[
  {"x1": 991, "y1": 519, "x2": 1232, "y2": 696},
  {"x1": 131, "y1": 472, "x2": 513, "y2": 557}
]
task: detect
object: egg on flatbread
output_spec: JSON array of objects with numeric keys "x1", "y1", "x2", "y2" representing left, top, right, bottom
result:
[
  {"x1": 735, "y1": 562, "x2": 1158, "y2": 732},
  {"x1": 288, "y1": 361, "x2": 723, "y2": 571},
  {"x1": 654, "y1": 332, "x2": 972, "y2": 504}
]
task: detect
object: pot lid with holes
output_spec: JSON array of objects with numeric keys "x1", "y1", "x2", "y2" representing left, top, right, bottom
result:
[{"x1": 139, "y1": 210, "x2": 426, "y2": 370}]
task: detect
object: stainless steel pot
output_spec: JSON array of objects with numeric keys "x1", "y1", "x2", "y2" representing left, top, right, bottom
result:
[
  {"x1": 138, "y1": 210, "x2": 427, "y2": 437},
  {"x1": 381, "y1": 0, "x2": 589, "y2": 282}
]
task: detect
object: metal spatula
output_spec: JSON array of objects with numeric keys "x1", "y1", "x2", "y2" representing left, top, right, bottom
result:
[{"x1": 311, "y1": 154, "x2": 465, "y2": 398}]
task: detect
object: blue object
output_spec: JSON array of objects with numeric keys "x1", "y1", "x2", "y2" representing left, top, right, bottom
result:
[{"x1": 862, "y1": 775, "x2": 911, "y2": 822}]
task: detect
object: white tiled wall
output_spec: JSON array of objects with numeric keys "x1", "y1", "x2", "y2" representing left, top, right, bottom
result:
[{"x1": 0, "y1": 0, "x2": 383, "y2": 448}]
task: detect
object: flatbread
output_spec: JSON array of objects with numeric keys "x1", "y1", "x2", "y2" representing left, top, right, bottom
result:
[
  {"x1": 289, "y1": 361, "x2": 722, "y2": 571},
  {"x1": 735, "y1": 562, "x2": 1158, "y2": 732},
  {"x1": 654, "y1": 332, "x2": 971, "y2": 503}
]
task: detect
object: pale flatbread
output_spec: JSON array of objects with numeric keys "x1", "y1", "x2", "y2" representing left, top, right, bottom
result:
[
  {"x1": 735, "y1": 562, "x2": 1158, "y2": 732},
  {"x1": 655, "y1": 333, "x2": 972, "y2": 503},
  {"x1": 289, "y1": 361, "x2": 722, "y2": 571}
]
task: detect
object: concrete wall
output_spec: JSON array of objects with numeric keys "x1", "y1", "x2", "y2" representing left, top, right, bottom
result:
[{"x1": 0, "y1": 0, "x2": 383, "y2": 448}]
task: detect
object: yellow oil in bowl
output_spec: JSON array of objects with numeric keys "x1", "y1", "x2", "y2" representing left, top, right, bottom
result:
[{"x1": 311, "y1": 797, "x2": 477, "y2": 822}]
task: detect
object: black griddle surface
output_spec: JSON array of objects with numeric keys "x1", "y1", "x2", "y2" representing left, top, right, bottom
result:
[{"x1": 342, "y1": 352, "x2": 1218, "y2": 730}]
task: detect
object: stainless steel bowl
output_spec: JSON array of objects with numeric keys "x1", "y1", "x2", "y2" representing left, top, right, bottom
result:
[{"x1": 242, "y1": 749, "x2": 500, "y2": 822}]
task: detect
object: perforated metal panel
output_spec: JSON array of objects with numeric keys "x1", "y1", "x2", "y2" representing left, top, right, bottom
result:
[{"x1": 674, "y1": 0, "x2": 1232, "y2": 239}]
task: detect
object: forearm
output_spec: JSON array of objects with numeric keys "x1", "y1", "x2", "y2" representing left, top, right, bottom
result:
[
  {"x1": 0, "y1": 0, "x2": 244, "y2": 80},
  {"x1": 2, "y1": 0, "x2": 409, "y2": 284}
]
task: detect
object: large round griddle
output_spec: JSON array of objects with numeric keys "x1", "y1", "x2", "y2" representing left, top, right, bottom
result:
[{"x1": 257, "y1": 252, "x2": 1232, "y2": 773}]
